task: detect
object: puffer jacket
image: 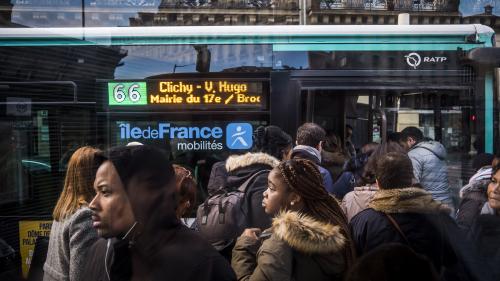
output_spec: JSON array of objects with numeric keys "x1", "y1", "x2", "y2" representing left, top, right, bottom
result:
[
  {"x1": 232, "y1": 211, "x2": 348, "y2": 281},
  {"x1": 341, "y1": 184, "x2": 378, "y2": 222},
  {"x1": 225, "y1": 152, "x2": 280, "y2": 231},
  {"x1": 408, "y1": 141, "x2": 452, "y2": 205}
]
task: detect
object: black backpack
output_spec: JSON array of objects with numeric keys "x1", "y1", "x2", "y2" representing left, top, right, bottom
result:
[{"x1": 195, "y1": 170, "x2": 268, "y2": 251}]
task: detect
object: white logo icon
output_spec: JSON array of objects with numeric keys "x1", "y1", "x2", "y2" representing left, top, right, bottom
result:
[
  {"x1": 231, "y1": 126, "x2": 248, "y2": 147},
  {"x1": 405, "y1": 52, "x2": 421, "y2": 69}
]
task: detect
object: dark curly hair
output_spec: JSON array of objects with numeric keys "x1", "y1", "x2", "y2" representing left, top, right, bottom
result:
[{"x1": 253, "y1": 125, "x2": 292, "y2": 160}]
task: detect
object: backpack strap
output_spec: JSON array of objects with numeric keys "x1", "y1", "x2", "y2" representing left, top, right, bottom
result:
[
  {"x1": 385, "y1": 213, "x2": 411, "y2": 245},
  {"x1": 237, "y1": 169, "x2": 270, "y2": 193}
]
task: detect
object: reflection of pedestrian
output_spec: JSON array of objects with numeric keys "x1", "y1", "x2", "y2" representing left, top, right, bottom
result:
[
  {"x1": 231, "y1": 126, "x2": 248, "y2": 147},
  {"x1": 83, "y1": 145, "x2": 235, "y2": 281},
  {"x1": 44, "y1": 146, "x2": 103, "y2": 281}
]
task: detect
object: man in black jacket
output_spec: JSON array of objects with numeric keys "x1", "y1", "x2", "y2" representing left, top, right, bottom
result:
[
  {"x1": 349, "y1": 152, "x2": 478, "y2": 281},
  {"x1": 83, "y1": 145, "x2": 235, "y2": 281}
]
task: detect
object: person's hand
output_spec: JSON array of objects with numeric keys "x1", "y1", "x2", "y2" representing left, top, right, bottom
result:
[{"x1": 241, "y1": 228, "x2": 261, "y2": 240}]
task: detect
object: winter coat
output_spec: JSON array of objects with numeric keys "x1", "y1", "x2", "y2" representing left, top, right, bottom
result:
[
  {"x1": 321, "y1": 150, "x2": 347, "y2": 182},
  {"x1": 350, "y1": 188, "x2": 457, "y2": 274},
  {"x1": 330, "y1": 172, "x2": 356, "y2": 200},
  {"x1": 291, "y1": 146, "x2": 334, "y2": 193},
  {"x1": 341, "y1": 184, "x2": 378, "y2": 222},
  {"x1": 225, "y1": 152, "x2": 280, "y2": 231},
  {"x1": 43, "y1": 207, "x2": 98, "y2": 281},
  {"x1": 82, "y1": 225, "x2": 236, "y2": 281},
  {"x1": 408, "y1": 141, "x2": 452, "y2": 205},
  {"x1": 456, "y1": 179, "x2": 490, "y2": 231},
  {"x1": 232, "y1": 211, "x2": 347, "y2": 281},
  {"x1": 469, "y1": 213, "x2": 500, "y2": 280}
]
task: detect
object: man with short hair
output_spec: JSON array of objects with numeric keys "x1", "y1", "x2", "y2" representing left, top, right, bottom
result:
[
  {"x1": 400, "y1": 126, "x2": 452, "y2": 207},
  {"x1": 83, "y1": 145, "x2": 235, "y2": 281},
  {"x1": 349, "y1": 152, "x2": 458, "y2": 275},
  {"x1": 291, "y1": 122, "x2": 334, "y2": 193}
]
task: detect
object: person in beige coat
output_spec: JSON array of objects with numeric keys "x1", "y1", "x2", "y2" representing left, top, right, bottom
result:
[
  {"x1": 232, "y1": 159, "x2": 355, "y2": 281},
  {"x1": 341, "y1": 141, "x2": 405, "y2": 222}
]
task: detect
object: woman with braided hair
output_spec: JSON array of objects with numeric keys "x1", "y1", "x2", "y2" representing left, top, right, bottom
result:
[{"x1": 232, "y1": 158, "x2": 355, "y2": 281}]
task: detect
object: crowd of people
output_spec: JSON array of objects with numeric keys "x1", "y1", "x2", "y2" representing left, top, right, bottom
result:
[{"x1": 40, "y1": 123, "x2": 500, "y2": 281}]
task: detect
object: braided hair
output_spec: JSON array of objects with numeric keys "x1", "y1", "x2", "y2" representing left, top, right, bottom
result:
[{"x1": 277, "y1": 158, "x2": 356, "y2": 266}]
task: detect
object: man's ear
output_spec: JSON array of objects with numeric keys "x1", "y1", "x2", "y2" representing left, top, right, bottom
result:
[{"x1": 317, "y1": 140, "x2": 323, "y2": 152}]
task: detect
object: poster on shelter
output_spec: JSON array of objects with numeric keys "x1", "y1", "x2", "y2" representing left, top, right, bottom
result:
[{"x1": 18, "y1": 220, "x2": 52, "y2": 278}]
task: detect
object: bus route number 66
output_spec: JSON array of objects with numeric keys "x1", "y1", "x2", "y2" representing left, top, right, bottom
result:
[{"x1": 108, "y1": 82, "x2": 147, "y2": 105}]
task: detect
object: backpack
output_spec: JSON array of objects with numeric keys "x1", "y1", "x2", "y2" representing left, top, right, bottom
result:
[{"x1": 195, "y1": 170, "x2": 269, "y2": 251}]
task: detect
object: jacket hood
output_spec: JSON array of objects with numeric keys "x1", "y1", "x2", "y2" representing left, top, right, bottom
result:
[
  {"x1": 412, "y1": 141, "x2": 447, "y2": 160},
  {"x1": 459, "y1": 178, "x2": 490, "y2": 198},
  {"x1": 291, "y1": 145, "x2": 321, "y2": 164},
  {"x1": 272, "y1": 211, "x2": 345, "y2": 255},
  {"x1": 369, "y1": 187, "x2": 451, "y2": 214},
  {"x1": 225, "y1": 152, "x2": 279, "y2": 173},
  {"x1": 469, "y1": 167, "x2": 492, "y2": 184}
]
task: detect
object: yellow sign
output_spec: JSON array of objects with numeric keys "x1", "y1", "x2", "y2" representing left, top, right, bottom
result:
[
  {"x1": 18, "y1": 220, "x2": 52, "y2": 278},
  {"x1": 149, "y1": 80, "x2": 263, "y2": 107}
]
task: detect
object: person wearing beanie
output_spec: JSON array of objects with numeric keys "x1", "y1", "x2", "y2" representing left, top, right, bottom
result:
[{"x1": 82, "y1": 145, "x2": 235, "y2": 281}]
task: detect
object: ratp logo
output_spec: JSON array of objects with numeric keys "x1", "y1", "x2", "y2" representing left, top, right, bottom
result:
[
  {"x1": 226, "y1": 123, "x2": 253, "y2": 150},
  {"x1": 404, "y1": 52, "x2": 421, "y2": 69}
]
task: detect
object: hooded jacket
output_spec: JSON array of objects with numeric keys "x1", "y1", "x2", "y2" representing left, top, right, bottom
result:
[
  {"x1": 341, "y1": 184, "x2": 378, "y2": 222},
  {"x1": 232, "y1": 211, "x2": 348, "y2": 281},
  {"x1": 291, "y1": 145, "x2": 334, "y2": 193},
  {"x1": 350, "y1": 188, "x2": 457, "y2": 274},
  {"x1": 225, "y1": 152, "x2": 280, "y2": 231},
  {"x1": 456, "y1": 179, "x2": 490, "y2": 231},
  {"x1": 407, "y1": 141, "x2": 452, "y2": 205}
]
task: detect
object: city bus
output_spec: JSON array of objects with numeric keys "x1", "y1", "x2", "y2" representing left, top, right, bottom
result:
[{"x1": 0, "y1": 24, "x2": 498, "y2": 278}]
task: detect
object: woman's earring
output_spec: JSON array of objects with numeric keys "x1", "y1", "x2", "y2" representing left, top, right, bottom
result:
[{"x1": 290, "y1": 201, "x2": 295, "y2": 206}]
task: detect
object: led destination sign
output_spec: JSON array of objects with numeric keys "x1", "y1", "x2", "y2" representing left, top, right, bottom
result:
[{"x1": 108, "y1": 80, "x2": 265, "y2": 109}]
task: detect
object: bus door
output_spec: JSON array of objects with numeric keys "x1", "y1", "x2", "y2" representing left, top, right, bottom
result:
[
  {"x1": 271, "y1": 71, "x2": 475, "y2": 204},
  {"x1": 270, "y1": 71, "x2": 387, "y2": 152}
]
